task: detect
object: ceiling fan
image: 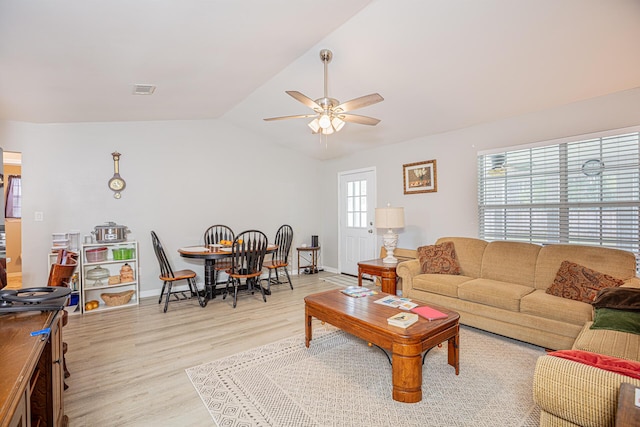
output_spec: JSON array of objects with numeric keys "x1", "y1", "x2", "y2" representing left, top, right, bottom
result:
[{"x1": 264, "y1": 49, "x2": 384, "y2": 135}]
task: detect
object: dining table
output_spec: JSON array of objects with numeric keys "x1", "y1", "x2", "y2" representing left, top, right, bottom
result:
[{"x1": 178, "y1": 244, "x2": 277, "y2": 300}]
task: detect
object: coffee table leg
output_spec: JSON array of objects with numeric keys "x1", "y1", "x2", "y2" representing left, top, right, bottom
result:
[
  {"x1": 392, "y1": 348, "x2": 423, "y2": 403},
  {"x1": 305, "y1": 306, "x2": 312, "y2": 348},
  {"x1": 448, "y1": 326, "x2": 460, "y2": 375}
]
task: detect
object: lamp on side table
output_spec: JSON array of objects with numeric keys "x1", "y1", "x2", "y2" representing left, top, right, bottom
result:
[{"x1": 375, "y1": 204, "x2": 405, "y2": 263}]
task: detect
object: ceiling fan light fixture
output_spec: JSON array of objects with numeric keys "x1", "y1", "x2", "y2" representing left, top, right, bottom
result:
[
  {"x1": 318, "y1": 114, "x2": 332, "y2": 129},
  {"x1": 264, "y1": 49, "x2": 383, "y2": 137},
  {"x1": 331, "y1": 117, "x2": 345, "y2": 132},
  {"x1": 308, "y1": 118, "x2": 320, "y2": 133}
]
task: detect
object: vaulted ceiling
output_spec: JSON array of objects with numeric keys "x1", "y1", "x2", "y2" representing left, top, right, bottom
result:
[{"x1": 1, "y1": 0, "x2": 639, "y2": 159}]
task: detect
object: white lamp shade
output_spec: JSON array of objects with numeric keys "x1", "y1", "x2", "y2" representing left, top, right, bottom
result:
[{"x1": 375, "y1": 207, "x2": 405, "y2": 229}]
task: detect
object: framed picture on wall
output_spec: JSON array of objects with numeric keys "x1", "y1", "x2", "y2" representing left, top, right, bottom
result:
[{"x1": 403, "y1": 160, "x2": 437, "y2": 194}]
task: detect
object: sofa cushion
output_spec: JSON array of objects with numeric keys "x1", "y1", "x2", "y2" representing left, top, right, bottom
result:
[
  {"x1": 435, "y1": 237, "x2": 488, "y2": 278},
  {"x1": 573, "y1": 321, "x2": 640, "y2": 361},
  {"x1": 546, "y1": 261, "x2": 624, "y2": 303},
  {"x1": 592, "y1": 287, "x2": 640, "y2": 311},
  {"x1": 534, "y1": 244, "x2": 636, "y2": 290},
  {"x1": 520, "y1": 290, "x2": 593, "y2": 326},
  {"x1": 480, "y1": 241, "x2": 541, "y2": 287},
  {"x1": 457, "y1": 278, "x2": 534, "y2": 312},
  {"x1": 548, "y1": 349, "x2": 640, "y2": 380},
  {"x1": 590, "y1": 308, "x2": 640, "y2": 336},
  {"x1": 413, "y1": 273, "x2": 473, "y2": 298},
  {"x1": 417, "y1": 241, "x2": 461, "y2": 275}
]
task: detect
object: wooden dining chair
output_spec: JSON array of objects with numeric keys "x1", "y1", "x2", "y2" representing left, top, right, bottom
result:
[
  {"x1": 223, "y1": 230, "x2": 268, "y2": 308},
  {"x1": 204, "y1": 224, "x2": 235, "y2": 291},
  {"x1": 151, "y1": 231, "x2": 206, "y2": 312},
  {"x1": 263, "y1": 224, "x2": 293, "y2": 290},
  {"x1": 47, "y1": 250, "x2": 79, "y2": 389}
]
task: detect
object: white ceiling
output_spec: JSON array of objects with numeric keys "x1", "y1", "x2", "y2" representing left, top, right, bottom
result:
[{"x1": 1, "y1": 0, "x2": 639, "y2": 160}]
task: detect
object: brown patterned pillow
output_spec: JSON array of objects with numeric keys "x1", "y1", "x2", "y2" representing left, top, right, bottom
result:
[
  {"x1": 546, "y1": 261, "x2": 624, "y2": 303},
  {"x1": 417, "y1": 241, "x2": 461, "y2": 275}
]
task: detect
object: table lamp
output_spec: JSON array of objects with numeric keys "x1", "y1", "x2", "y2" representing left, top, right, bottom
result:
[{"x1": 375, "y1": 204, "x2": 405, "y2": 263}]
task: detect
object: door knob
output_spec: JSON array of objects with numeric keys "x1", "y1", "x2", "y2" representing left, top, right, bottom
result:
[{"x1": 368, "y1": 229, "x2": 373, "y2": 233}]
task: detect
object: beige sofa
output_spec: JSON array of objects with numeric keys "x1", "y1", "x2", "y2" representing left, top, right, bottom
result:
[{"x1": 396, "y1": 237, "x2": 640, "y2": 350}]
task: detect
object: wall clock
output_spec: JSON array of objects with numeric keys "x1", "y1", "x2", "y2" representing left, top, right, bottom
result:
[
  {"x1": 108, "y1": 151, "x2": 126, "y2": 199},
  {"x1": 582, "y1": 159, "x2": 604, "y2": 177}
]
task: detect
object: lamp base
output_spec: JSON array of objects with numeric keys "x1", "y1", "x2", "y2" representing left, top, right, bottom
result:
[{"x1": 382, "y1": 230, "x2": 398, "y2": 264}]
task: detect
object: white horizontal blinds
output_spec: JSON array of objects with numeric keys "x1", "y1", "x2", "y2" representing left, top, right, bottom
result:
[{"x1": 478, "y1": 131, "x2": 640, "y2": 259}]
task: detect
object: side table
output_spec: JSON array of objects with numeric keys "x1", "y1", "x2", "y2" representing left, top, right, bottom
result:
[
  {"x1": 357, "y1": 258, "x2": 399, "y2": 295},
  {"x1": 297, "y1": 246, "x2": 320, "y2": 275},
  {"x1": 616, "y1": 382, "x2": 640, "y2": 427}
]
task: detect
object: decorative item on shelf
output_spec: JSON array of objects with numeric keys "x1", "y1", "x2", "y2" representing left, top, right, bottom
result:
[
  {"x1": 108, "y1": 151, "x2": 126, "y2": 199},
  {"x1": 375, "y1": 203, "x2": 405, "y2": 263},
  {"x1": 86, "y1": 247, "x2": 108, "y2": 262},
  {"x1": 92, "y1": 222, "x2": 130, "y2": 243},
  {"x1": 85, "y1": 266, "x2": 109, "y2": 287},
  {"x1": 100, "y1": 289, "x2": 135, "y2": 307},
  {"x1": 119, "y1": 263, "x2": 134, "y2": 283},
  {"x1": 68, "y1": 230, "x2": 80, "y2": 251},
  {"x1": 108, "y1": 275, "x2": 121, "y2": 285}
]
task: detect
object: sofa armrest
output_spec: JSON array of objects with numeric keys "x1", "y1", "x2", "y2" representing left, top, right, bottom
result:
[
  {"x1": 396, "y1": 259, "x2": 420, "y2": 294},
  {"x1": 622, "y1": 276, "x2": 640, "y2": 289},
  {"x1": 533, "y1": 355, "x2": 640, "y2": 427}
]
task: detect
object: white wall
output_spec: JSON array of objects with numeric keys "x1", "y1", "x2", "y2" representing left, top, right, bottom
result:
[
  {"x1": 319, "y1": 87, "x2": 640, "y2": 270},
  {"x1": 0, "y1": 119, "x2": 323, "y2": 295},
  {"x1": 2, "y1": 87, "x2": 640, "y2": 287}
]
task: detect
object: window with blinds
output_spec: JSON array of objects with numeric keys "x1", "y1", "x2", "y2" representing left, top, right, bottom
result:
[{"x1": 478, "y1": 131, "x2": 640, "y2": 260}]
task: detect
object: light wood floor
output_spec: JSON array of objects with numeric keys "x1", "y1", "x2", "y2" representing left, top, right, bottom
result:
[{"x1": 63, "y1": 272, "x2": 346, "y2": 426}]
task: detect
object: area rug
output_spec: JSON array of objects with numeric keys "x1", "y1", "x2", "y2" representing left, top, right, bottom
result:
[
  {"x1": 186, "y1": 325, "x2": 544, "y2": 427},
  {"x1": 319, "y1": 274, "x2": 368, "y2": 287}
]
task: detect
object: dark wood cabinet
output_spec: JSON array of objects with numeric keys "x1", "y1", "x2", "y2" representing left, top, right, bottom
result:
[{"x1": 0, "y1": 310, "x2": 66, "y2": 427}]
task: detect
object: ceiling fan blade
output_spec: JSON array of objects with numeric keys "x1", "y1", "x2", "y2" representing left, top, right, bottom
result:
[
  {"x1": 263, "y1": 114, "x2": 318, "y2": 122},
  {"x1": 286, "y1": 91, "x2": 322, "y2": 111},
  {"x1": 335, "y1": 93, "x2": 384, "y2": 113},
  {"x1": 339, "y1": 113, "x2": 381, "y2": 126}
]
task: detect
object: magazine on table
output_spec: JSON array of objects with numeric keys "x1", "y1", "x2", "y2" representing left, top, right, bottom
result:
[
  {"x1": 341, "y1": 286, "x2": 377, "y2": 298},
  {"x1": 373, "y1": 295, "x2": 418, "y2": 310}
]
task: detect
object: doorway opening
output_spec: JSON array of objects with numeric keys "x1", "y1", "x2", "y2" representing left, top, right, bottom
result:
[{"x1": 3, "y1": 151, "x2": 22, "y2": 289}]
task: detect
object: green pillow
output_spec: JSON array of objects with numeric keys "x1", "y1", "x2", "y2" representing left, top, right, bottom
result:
[{"x1": 590, "y1": 307, "x2": 640, "y2": 335}]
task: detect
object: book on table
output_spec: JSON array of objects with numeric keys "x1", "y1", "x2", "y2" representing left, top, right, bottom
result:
[
  {"x1": 411, "y1": 305, "x2": 448, "y2": 320},
  {"x1": 341, "y1": 286, "x2": 377, "y2": 298},
  {"x1": 387, "y1": 312, "x2": 419, "y2": 328}
]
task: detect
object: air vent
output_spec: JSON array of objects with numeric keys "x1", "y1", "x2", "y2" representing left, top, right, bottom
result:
[{"x1": 132, "y1": 84, "x2": 156, "y2": 95}]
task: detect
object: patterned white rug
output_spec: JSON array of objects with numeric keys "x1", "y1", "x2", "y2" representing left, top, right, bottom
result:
[
  {"x1": 320, "y1": 274, "x2": 370, "y2": 288},
  {"x1": 186, "y1": 325, "x2": 544, "y2": 427}
]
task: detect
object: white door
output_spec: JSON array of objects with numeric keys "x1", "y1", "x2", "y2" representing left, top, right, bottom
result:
[{"x1": 338, "y1": 168, "x2": 376, "y2": 275}]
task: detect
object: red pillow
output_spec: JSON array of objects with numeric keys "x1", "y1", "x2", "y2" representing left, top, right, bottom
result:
[{"x1": 548, "y1": 349, "x2": 640, "y2": 380}]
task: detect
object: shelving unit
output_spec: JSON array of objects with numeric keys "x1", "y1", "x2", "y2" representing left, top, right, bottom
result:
[
  {"x1": 48, "y1": 251, "x2": 81, "y2": 315},
  {"x1": 80, "y1": 241, "x2": 139, "y2": 313}
]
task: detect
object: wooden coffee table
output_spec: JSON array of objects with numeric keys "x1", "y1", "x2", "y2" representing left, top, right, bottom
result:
[{"x1": 304, "y1": 289, "x2": 460, "y2": 403}]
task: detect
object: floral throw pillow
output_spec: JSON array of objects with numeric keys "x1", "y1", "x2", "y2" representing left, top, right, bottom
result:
[
  {"x1": 417, "y1": 241, "x2": 461, "y2": 275},
  {"x1": 545, "y1": 261, "x2": 624, "y2": 303}
]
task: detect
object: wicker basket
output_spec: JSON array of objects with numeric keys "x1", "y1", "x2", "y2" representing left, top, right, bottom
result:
[{"x1": 100, "y1": 289, "x2": 135, "y2": 307}]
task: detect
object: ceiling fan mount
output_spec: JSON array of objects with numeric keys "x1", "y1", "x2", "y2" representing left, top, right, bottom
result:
[{"x1": 264, "y1": 49, "x2": 383, "y2": 135}]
